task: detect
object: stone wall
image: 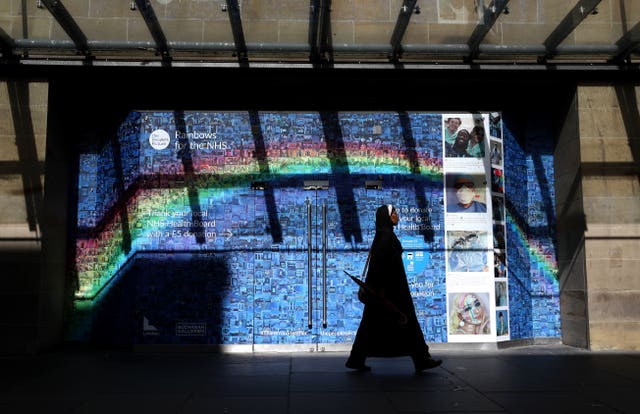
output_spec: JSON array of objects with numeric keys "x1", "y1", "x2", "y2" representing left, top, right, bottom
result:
[
  {"x1": 0, "y1": 80, "x2": 50, "y2": 353},
  {"x1": 577, "y1": 85, "x2": 640, "y2": 350},
  {"x1": 555, "y1": 91, "x2": 589, "y2": 349}
]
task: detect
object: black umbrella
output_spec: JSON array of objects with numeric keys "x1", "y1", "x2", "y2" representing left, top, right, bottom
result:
[{"x1": 344, "y1": 270, "x2": 407, "y2": 325}]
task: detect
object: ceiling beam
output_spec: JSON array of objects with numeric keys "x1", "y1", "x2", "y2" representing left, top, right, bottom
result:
[
  {"x1": 309, "y1": 0, "x2": 332, "y2": 63},
  {"x1": 544, "y1": 0, "x2": 601, "y2": 56},
  {"x1": 389, "y1": 0, "x2": 419, "y2": 62},
  {"x1": 134, "y1": 0, "x2": 170, "y2": 60},
  {"x1": 308, "y1": 0, "x2": 321, "y2": 61},
  {"x1": 0, "y1": 26, "x2": 16, "y2": 57},
  {"x1": 40, "y1": 0, "x2": 89, "y2": 56},
  {"x1": 226, "y1": 0, "x2": 248, "y2": 64},
  {"x1": 318, "y1": 0, "x2": 333, "y2": 64},
  {"x1": 10, "y1": 38, "x2": 632, "y2": 60},
  {"x1": 467, "y1": 0, "x2": 510, "y2": 62},
  {"x1": 309, "y1": 0, "x2": 332, "y2": 65},
  {"x1": 613, "y1": 21, "x2": 640, "y2": 63}
]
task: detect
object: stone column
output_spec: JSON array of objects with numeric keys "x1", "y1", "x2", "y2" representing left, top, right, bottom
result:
[{"x1": 575, "y1": 84, "x2": 640, "y2": 350}]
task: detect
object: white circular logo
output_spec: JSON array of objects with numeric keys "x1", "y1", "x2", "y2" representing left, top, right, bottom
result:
[{"x1": 149, "y1": 129, "x2": 170, "y2": 150}]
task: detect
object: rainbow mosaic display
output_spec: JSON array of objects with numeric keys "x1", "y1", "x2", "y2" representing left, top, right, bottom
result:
[
  {"x1": 503, "y1": 115, "x2": 560, "y2": 339},
  {"x1": 68, "y1": 111, "x2": 560, "y2": 346}
]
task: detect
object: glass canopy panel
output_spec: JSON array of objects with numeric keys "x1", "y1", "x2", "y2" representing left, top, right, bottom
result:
[
  {"x1": 2, "y1": 0, "x2": 68, "y2": 43},
  {"x1": 238, "y1": 0, "x2": 310, "y2": 60},
  {"x1": 569, "y1": 1, "x2": 626, "y2": 46},
  {"x1": 399, "y1": 2, "x2": 430, "y2": 46},
  {"x1": 498, "y1": 1, "x2": 575, "y2": 47},
  {"x1": 18, "y1": 1, "x2": 62, "y2": 41},
  {"x1": 576, "y1": 0, "x2": 640, "y2": 47},
  {"x1": 475, "y1": 0, "x2": 571, "y2": 61},
  {"x1": 68, "y1": 0, "x2": 153, "y2": 43},
  {"x1": 158, "y1": 0, "x2": 232, "y2": 43},
  {"x1": 14, "y1": 0, "x2": 80, "y2": 57},
  {"x1": 0, "y1": 0, "x2": 17, "y2": 39},
  {"x1": 573, "y1": 0, "x2": 640, "y2": 61},
  {"x1": 0, "y1": 1, "x2": 21, "y2": 39},
  {"x1": 328, "y1": 0, "x2": 401, "y2": 60},
  {"x1": 64, "y1": 0, "x2": 154, "y2": 60},
  {"x1": 429, "y1": 0, "x2": 487, "y2": 42},
  {"x1": 0, "y1": 0, "x2": 636, "y2": 63},
  {"x1": 490, "y1": 0, "x2": 640, "y2": 60},
  {"x1": 619, "y1": 0, "x2": 640, "y2": 58},
  {"x1": 2, "y1": 0, "x2": 156, "y2": 59},
  {"x1": 155, "y1": 0, "x2": 234, "y2": 60},
  {"x1": 401, "y1": 0, "x2": 486, "y2": 60}
]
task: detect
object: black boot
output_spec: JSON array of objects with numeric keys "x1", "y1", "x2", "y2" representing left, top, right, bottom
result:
[
  {"x1": 414, "y1": 357, "x2": 442, "y2": 373},
  {"x1": 345, "y1": 356, "x2": 371, "y2": 372}
]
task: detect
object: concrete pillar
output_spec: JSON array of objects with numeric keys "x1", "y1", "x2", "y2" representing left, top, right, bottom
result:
[
  {"x1": 0, "y1": 79, "x2": 55, "y2": 353},
  {"x1": 577, "y1": 84, "x2": 640, "y2": 350},
  {"x1": 555, "y1": 91, "x2": 590, "y2": 349}
]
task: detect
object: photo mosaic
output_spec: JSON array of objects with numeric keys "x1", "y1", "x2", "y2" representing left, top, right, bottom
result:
[{"x1": 68, "y1": 111, "x2": 560, "y2": 347}]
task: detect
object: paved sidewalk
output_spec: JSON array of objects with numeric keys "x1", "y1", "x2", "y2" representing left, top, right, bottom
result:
[{"x1": 1, "y1": 344, "x2": 638, "y2": 413}]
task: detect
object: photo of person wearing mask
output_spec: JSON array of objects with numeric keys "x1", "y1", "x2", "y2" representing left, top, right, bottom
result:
[{"x1": 446, "y1": 174, "x2": 487, "y2": 213}]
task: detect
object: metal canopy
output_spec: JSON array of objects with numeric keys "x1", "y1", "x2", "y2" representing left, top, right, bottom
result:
[
  {"x1": 0, "y1": 26, "x2": 14, "y2": 57},
  {"x1": 467, "y1": 0, "x2": 510, "y2": 61},
  {"x1": 615, "y1": 21, "x2": 640, "y2": 63},
  {"x1": 390, "y1": 0, "x2": 419, "y2": 62},
  {"x1": 0, "y1": 0, "x2": 638, "y2": 69},
  {"x1": 309, "y1": 0, "x2": 333, "y2": 65},
  {"x1": 39, "y1": 0, "x2": 89, "y2": 56},
  {"x1": 133, "y1": 0, "x2": 169, "y2": 60},
  {"x1": 544, "y1": 0, "x2": 602, "y2": 57},
  {"x1": 318, "y1": 0, "x2": 333, "y2": 64},
  {"x1": 226, "y1": 0, "x2": 248, "y2": 64},
  {"x1": 308, "y1": 0, "x2": 321, "y2": 62}
]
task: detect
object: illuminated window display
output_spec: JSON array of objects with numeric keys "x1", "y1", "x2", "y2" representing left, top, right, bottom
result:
[{"x1": 67, "y1": 111, "x2": 560, "y2": 347}]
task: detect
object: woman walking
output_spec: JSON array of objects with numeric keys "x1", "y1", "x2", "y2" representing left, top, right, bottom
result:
[{"x1": 346, "y1": 204, "x2": 442, "y2": 373}]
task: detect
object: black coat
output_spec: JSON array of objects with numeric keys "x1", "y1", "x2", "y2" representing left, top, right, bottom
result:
[{"x1": 351, "y1": 205, "x2": 430, "y2": 358}]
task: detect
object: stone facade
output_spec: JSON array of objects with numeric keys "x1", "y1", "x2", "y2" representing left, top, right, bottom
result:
[
  {"x1": 578, "y1": 85, "x2": 640, "y2": 350},
  {"x1": 559, "y1": 85, "x2": 640, "y2": 351},
  {"x1": 0, "y1": 80, "x2": 50, "y2": 354}
]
